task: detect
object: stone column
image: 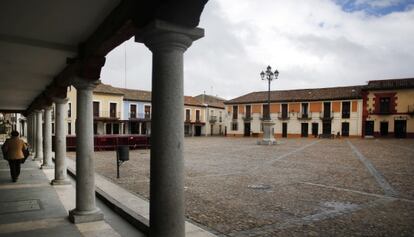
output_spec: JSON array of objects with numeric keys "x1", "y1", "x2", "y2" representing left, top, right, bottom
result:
[
  {"x1": 41, "y1": 107, "x2": 53, "y2": 168},
  {"x1": 27, "y1": 114, "x2": 32, "y2": 151},
  {"x1": 34, "y1": 110, "x2": 43, "y2": 160},
  {"x1": 136, "y1": 20, "x2": 204, "y2": 237},
  {"x1": 69, "y1": 79, "x2": 103, "y2": 223},
  {"x1": 52, "y1": 98, "x2": 70, "y2": 185}
]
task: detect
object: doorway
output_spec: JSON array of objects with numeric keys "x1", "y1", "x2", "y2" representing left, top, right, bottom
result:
[
  {"x1": 322, "y1": 122, "x2": 331, "y2": 135},
  {"x1": 105, "y1": 123, "x2": 112, "y2": 134},
  {"x1": 244, "y1": 122, "x2": 251, "y2": 136},
  {"x1": 195, "y1": 126, "x2": 202, "y2": 136},
  {"x1": 380, "y1": 122, "x2": 388, "y2": 137},
  {"x1": 282, "y1": 123, "x2": 288, "y2": 138},
  {"x1": 312, "y1": 123, "x2": 318, "y2": 137},
  {"x1": 341, "y1": 122, "x2": 349, "y2": 137},
  {"x1": 394, "y1": 120, "x2": 407, "y2": 138},
  {"x1": 365, "y1": 121, "x2": 374, "y2": 136},
  {"x1": 301, "y1": 123, "x2": 308, "y2": 137}
]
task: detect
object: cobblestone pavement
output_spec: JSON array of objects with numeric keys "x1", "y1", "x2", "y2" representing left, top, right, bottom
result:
[{"x1": 68, "y1": 137, "x2": 414, "y2": 236}]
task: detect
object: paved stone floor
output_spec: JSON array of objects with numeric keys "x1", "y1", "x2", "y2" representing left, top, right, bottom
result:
[{"x1": 68, "y1": 137, "x2": 414, "y2": 237}]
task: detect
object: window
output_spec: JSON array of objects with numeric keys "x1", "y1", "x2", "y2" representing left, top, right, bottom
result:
[
  {"x1": 93, "y1": 101, "x2": 100, "y2": 117},
  {"x1": 52, "y1": 123, "x2": 55, "y2": 134},
  {"x1": 231, "y1": 122, "x2": 238, "y2": 131},
  {"x1": 144, "y1": 105, "x2": 151, "y2": 119},
  {"x1": 130, "y1": 104, "x2": 137, "y2": 118},
  {"x1": 93, "y1": 123, "x2": 97, "y2": 135},
  {"x1": 379, "y1": 97, "x2": 390, "y2": 114},
  {"x1": 219, "y1": 111, "x2": 222, "y2": 122},
  {"x1": 196, "y1": 110, "x2": 201, "y2": 121},
  {"x1": 186, "y1": 109, "x2": 191, "y2": 121},
  {"x1": 246, "y1": 105, "x2": 251, "y2": 118},
  {"x1": 68, "y1": 122, "x2": 71, "y2": 135},
  {"x1": 232, "y1": 106, "x2": 238, "y2": 119},
  {"x1": 262, "y1": 104, "x2": 269, "y2": 118},
  {"x1": 68, "y1": 103, "x2": 71, "y2": 118},
  {"x1": 110, "y1": 103, "x2": 117, "y2": 118},
  {"x1": 281, "y1": 104, "x2": 288, "y2": 118},
  {"x1": 301, "y1": 103, "x2": 309, "y2": 118},
  {"x1": 342, "y1": 101, "x2": 350, "y2": 118}
]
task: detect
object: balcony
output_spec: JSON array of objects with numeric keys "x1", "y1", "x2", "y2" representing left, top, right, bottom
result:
[
  {"x1": 242, "y1": 115, "x2": 253, "y2": 121},
  {"x1": 128, "y1": 112, "x2": 151, "y2": 120},
  {"x1": 277, "y1": 113, "x2": 290, "y2": 120},
  {"x1": 93, "y1": 110, "x2": 121, "y2": 119},
  {"x1": 209, "y1": 115, "x2": 217, "y2": 123},
  {"x1": 297, "y1": 112, "x2": 311, "y2": 120},
  {"x1": 341, "y1": 112, "x2": 350, "y2": 119},
  {"x1": 320, "y1": 111, "x2": 333, "y2": 120}
]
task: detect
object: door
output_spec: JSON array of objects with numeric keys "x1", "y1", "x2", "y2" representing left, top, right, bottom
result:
[
  {"x1": 244, "y1": 122, "x2": 251, "y2": 136},
  {"x1": 301, "y1": 123, "x2": 308, "y2": 137},
  {"x1": 105, "y1": 123, "x2": 112, "y2": 134},
  {"x1": 341, "y1": 122, "x2": 349, "y2": 137},
  {"x1": 312, "y1": 123, "x2": 318, "y2": 137},
  {"x1": 323, "y1": 122, "x2": 331, "y2": 135},
  {"x1": 394, "y1": 120, "x2": 407, "y2": 138},
  {"x1": 113, "y1": 123, "x2": 120, "y2": 134},
  {"x1": 380, "y1": 122, "x2": 388, "y2": 136},
  {"x1": 365, "y1": 121, "x2": 374, "y2": 136},
  {"x1": 195, "y1": 126, "x2": 202, "y2": 136},
  {"x1": 282, "y1": 123, "x2": 288, "y2": 138}
]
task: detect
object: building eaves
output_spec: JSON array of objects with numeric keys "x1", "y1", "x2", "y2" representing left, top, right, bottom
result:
[{"x1": 225, "y1": 86, "x2": 364, "y2": 104}]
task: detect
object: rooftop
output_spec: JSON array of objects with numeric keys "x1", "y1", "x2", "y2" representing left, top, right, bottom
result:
[
  {"x1": 365, "y1": 78, "x2": 414, "y2": 90},
  {"x1": 225, "y1": 85, "x2": 364, "y2": 104}
]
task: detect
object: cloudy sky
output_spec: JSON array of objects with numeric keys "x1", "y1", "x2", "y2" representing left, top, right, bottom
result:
[{"x1": 101, "y1": 0, "x2": 414, "y2": 99}]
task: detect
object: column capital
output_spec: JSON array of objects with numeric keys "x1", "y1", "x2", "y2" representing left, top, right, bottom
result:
[
  {"x1": 135, "y1": 20, "x2": 204, "y2": 52},
  {"x1": 43, "y1": 105, "x2": 53, "y2": 111},
  {"x1": 72, "y1": 78, "x2": 100, "y2": 90},
  {"x1": 52, "y1": 97, "x2": 69, "y2": 104}
]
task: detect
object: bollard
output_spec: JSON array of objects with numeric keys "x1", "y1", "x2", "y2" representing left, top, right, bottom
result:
[{"x1": 116, "y1": 145, "x2": 129, "y2": 178}]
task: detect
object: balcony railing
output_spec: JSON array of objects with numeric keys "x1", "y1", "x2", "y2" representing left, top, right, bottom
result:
[
  {"x1": 128, "y1": 112, "x2": 151, "y2": 119},
  {"x1": 297, "y1": 112, "x2": 311, "y2": 120},
  {"x1": 242, "y1": 115, "x2": 253, "y2": 121},
  {"x1": 94, "y1": 110, "x2": 121, "y2": 118},
  {"x1": 341, "y1": 112, "x2": 350, "y2": 119},
  {"x1": 320, "y1": 111, "x2": 333, "y2": 120},
  {"x1": 278, "y1": 113, "x2": 290, "y2": 120},
  {"x1": 209, "y1": 115, "x2": 217, "y2": 123}
]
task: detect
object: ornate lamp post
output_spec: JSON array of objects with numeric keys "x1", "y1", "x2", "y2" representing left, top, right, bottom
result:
[{"x1": 258, "y1": 65, "x2": 279, "y2": 145}]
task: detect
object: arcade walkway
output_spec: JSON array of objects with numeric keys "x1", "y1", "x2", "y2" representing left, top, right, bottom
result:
[{"x1": 0, "y1": 153, "x2": 145, "y2": 237}]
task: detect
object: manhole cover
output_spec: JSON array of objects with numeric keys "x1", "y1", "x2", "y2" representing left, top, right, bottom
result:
[
  {"x1": 0, "y1": 199, "x2": 41, "y2": 214},
  {"x1": 247, "y1": 184, "x2": 272, "y2": 190}
]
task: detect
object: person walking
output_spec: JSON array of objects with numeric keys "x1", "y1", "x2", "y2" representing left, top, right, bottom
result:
[{"x1": 1, "y1": 131, "x2": 27, "y2": 182}]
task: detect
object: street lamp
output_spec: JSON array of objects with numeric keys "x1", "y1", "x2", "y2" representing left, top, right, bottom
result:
[
  {"x1": 258, "y1": 65, "x2": 279, "y2": 145},
  {"x1": 260, "y1": 65, "x2": 279, "y2": 120}
]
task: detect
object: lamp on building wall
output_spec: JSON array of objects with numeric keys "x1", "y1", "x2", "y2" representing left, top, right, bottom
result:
[{"x1": 258, "y1": 65, "x2": 279, "y2": 145}]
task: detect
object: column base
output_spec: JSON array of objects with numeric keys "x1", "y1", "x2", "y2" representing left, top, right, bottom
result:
[
  {"x1": 69, "y1": 208, "x2": 104, "y2": 223},
  {"x1": 40, "y1": 164, "x2": 54, "y2": 169},
  {"x1": 33, "y1": 156, "x2": 43, "y2": 161},
  {"x1": 51, "y1": 179, "x2": 71, "y2": 185}
]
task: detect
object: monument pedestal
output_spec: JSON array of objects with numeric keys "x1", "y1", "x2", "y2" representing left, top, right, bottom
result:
[{"x1": 257, "y1": 120, "x2": 276, "y2": 145}]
